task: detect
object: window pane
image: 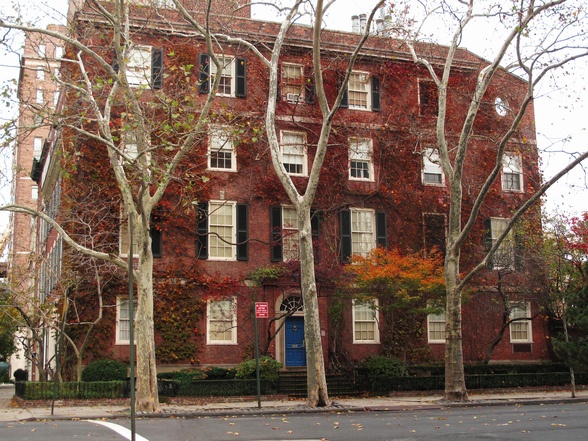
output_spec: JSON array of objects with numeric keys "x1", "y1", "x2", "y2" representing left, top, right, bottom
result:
[
  {"x1": 209, "y1": 127, "x2": 234, "y2": 170},
  {"x1": 211, "y1": 57, "x2": 233, "y2": 96},
  {"x1": 209, "y1": 203, "x2": 234, "y2": 258},
  {"x1": 348, "y1": 72, "x2": 369, "y2": 109},
  {"x1": 281, "y1": 133, "x2": 305, "y2": 175},
  {"x1": 351, "y1": 210, "x2": 374, "y2": 257}
]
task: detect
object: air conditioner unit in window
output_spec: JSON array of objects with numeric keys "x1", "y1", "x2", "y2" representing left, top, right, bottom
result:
[{"x1": 286, "y1": 93, "x2": 300, "y2": 103}]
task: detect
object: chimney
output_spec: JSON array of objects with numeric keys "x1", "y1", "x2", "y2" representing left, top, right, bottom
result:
[
  {"x1": 359, "y1": 14, "x2": 367, "y2": 33},
  {"x1": 351, "y1": 15, "x2": 360, "y2": 33},
  {"x1": 376, "y1": 18, "x2": 383, "y2": 33}
]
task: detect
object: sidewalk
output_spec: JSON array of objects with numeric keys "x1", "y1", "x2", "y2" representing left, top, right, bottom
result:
[{"x1": 1, "y1": 383, "x2": 587, "y2": 423}]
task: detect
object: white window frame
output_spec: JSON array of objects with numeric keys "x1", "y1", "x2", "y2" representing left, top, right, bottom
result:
[
  {"x1": 207, "y1": 298, "x2": 237, "y2": 345},
  {"x1": 55, "y1": 46, "x2": 64, "y2": 59},
  {"x1": 36, "y1": 66, "x2": 45, "y2": 80},
  {"x1": 116, "y1": 297, "x2": 137, "y2": 345},
  {"x1": 36, "y1": 89, "x2": 44, "y2": 104},
  {"x1": 509, "y1": 301, "x2": 532, "y2": 343},
  {"x1": 502, "y1": 153, "x2": 523, "y2": 192},
  {"x1": 208, "y1": 201, "x2": 237, "y2": 261},
  {"x1": 208, "y1": 125, "x2": 236, "y2": 171},
  {"x1": 127, "y1": 45, "x2": 152, "y2": 87},
  {"x1": 38, "y1": 44, "x2": 46, "y2": 57},
  {"x1": 280, "y1": 131, "x2": 307, "y2": 176},
  {"x1": 427, "y1": 308, "x2": 446, "y2": 343},
  {"x1": 422, "y1": 147, "x2": 444, "y2": 186},
  {"x1": 351, "y1": 208, "x2": 375, "y2": 257},
  {"x1": 349, "y1": 138, "x2": 374, "y2": 181},
  {"x1": 31, "y1": 185, "x2": 38, "y2": 200},
  {"x1": 282, "y1": 206, "x2": 300, "y2": 261},
  {"x1": 281, "y1": 63, "x2": 304, "y2": 103},
  {"x1": 53, "y1": 90, "x2": 59, "y2": 108},
  {"x1": 348, "y1": 71, "x2": 372, "y2": 110},
  {"x1": 352, "y1": 299, "x2": 380, "y2": 343},
  {"x1": 210, "y1": 56, "x2": 236, "y2": 97},
  {"x1": 33, "y1": 137, "x2": 43, "y2": 160},
  {"x1": 489, "y1": 217, "x2": 514, "y2": 270}
]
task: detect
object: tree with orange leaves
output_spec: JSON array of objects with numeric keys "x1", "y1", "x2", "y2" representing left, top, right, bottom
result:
[{"x1": 347, "y1": 248, "x2": 445, "y2": 361}]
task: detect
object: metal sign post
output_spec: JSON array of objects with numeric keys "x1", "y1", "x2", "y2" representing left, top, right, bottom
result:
[{"x1": 254, "y1": 302, "x2": 269, "y2": 409}]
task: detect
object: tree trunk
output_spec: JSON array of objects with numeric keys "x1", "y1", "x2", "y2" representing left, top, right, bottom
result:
[
  {"x1": 298, "y1": 208, "x2": 330, "y2": 407},
  {"x1": 134, "y1": 223, "x2": 160, "y2": 412},
  {"x1": 444, "y1": 192, "x2": 468, "y2": 402}
]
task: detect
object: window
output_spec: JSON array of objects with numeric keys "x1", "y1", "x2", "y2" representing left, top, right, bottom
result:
[
  {"x1": 33, "y1": 137, "x2": 43, "y2": 160},
  {"x1": 348, "y1": 71, "x2": 371, "y2": 109},
  {"x1": 485, "y1": 217, "x2": 515, "y2": 270},
  {"x1": 37, "y1": 67, "x2": 45, "y2": 80},
  {"x1": 120, "y1": 213, "x2": 161, "y2": 257},
  {"x1": 119, "y1": 215, "x2": 139, "y2": 258},
  {"x1": 38, "y1": 44, "x2": 46, "y2": 57},
  {"x1": 280, "y1": 131, "x2": 307, "y2": 176},
  {"x1": 340, "y1": 209, "x2": 386, "y2": 263},
  {"x1": 198, "y1": 54, "x2": 246, "y2": 97},
  {"x1": 127, "y1": 46, "x2": 152, "y2": 86},
  {"x1": 122, "y1": 131, "x2": 139, "y2": 161},
  {"x1": 353, "y1": 299, "x2": 379, "y2": 343},
  {"x1": 31, "y1": 185, "x2": 38, "y2": 200},
  {"x1": 196, "y1": 201, "x2": 248, "y2": 261},
  {"x1": 427, "y1": 308, "x2": 446, "y2": 343},
  {"x1": 36, "y1": 89, "x2": 44, "y2": 104},
  {"x1": 422, "y1": 147, "x2": 444, "y2": 185},
  {"x1": 340, "y1": 71, "x2": 380, "y2": 111},
  {"x1": 423, "y1": 213, "x2": 446, "y2": 256},
  {"x1": 281, "y1": 207, "x2": 300, "y2": 261},
  {"x1": 281, "y1": 63, "x2": 304, "y2": 103},
  {"x1": 418, "y1": 80, "x2": 439, "y2": 116},
  {"x1": 55, "y1": 46, "x2": 64, "y2": 59},
  {"x1": 208, "y1": 126, "x2": 236, "y2": 171},
  {"x1": 502, "y1": 153, "x2": 522, "y2": 192},
  {"x1": 125, "y1": 45, "x2": 163, "y2": 89},
  {"x1": 207, "y1": 298, "x2": 237, "y2": 344},
  {"x1": 53, "y1": 90, "x2": 59, "y2": 108},
  {"x1": 270, "y1": 206, "x2": 319, "y2": 262},
  {"x1": 351, "y1": 209, "x2": 375, "y2": 258},
  {"x1": 509, "y1": 302, "x2": 532, "y2": 343},
  {"x1": 349, "y1": 138, "x2": 373, "y2": 181},
  {"x1": 116, "y1": 297, "x2": 137, "y2": 345}
]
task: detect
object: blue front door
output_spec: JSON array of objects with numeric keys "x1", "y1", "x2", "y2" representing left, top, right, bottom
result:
[{"x1": 285, "y1": 316, "x2": 306, "y2": 367}]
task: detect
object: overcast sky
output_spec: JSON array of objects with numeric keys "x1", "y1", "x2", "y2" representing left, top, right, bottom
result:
[{"x1": 1, "y1": 0, "x2": 587, "y2": 219}]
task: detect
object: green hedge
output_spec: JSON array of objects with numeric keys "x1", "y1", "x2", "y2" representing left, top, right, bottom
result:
[{"x1": 15, "y1": 381, "x2": 126, "y2": 400}]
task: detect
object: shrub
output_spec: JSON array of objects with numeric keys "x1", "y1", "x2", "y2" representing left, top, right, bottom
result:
[
  {"x1": 203, "y1": 366, "x2": 237, "y2": 379},
  {"x1": 235, "y1": 356, "x2": 281, "y2": 381},
  {"x1": 362, "y1": 355, "x2": 407, "y2": 392},
  {"x1": 82, "y1": 359, "x2": 127, "y2": 382}
]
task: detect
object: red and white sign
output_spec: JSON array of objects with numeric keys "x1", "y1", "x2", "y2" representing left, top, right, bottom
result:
[{"x1": 255, "y1": 302, "x2": 269, "y2": 319}]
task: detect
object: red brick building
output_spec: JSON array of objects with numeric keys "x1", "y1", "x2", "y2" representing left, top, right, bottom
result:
[{"x1": 24, "y1": 1, "x2": 550, "y2": 376}]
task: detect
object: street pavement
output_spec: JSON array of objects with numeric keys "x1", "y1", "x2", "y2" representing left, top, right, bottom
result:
[{"x1": 1, "y1": 382, "x2": 586, "y2": 423}]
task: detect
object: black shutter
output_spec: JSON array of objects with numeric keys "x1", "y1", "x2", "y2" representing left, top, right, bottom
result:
[
  {"x1": 339, "y1": 72, "x2": 349, "y2": 108},
  {"x1": 371, "y1": 76, "x2": 380, "y2": 112},
  {"x1": 196, "y1": 202, "x2": 208, "y2": 259},
  {"x1": 235, "y1": 58, "x2": 247, "y2": 98},
  {"x1": 424, "y1": 213, "x2": 446, "y2": 255},
  {"x1": 198, "y1": 53, "x2": 210, "y2": 94},
  {"x1": 151, "y1": 48, "x2": 163, "y2": 89},
  {"x1": 311, "y1": 209, "x2": 320, "y2": 262},
  {"x1": 340, "y1": 209, "x2": 352, "y2": 263},
  {"x1": 270, "y1": 206, "x2": 283, "y2": 262},
  {"x1": 514, "y1": 232, "x2": 524, "y2": 271},
  {"x1": 304, "y1": 66, "x2": 316, "y2": 104},
  {"x1": 150, "y1": 227, "x2": 162, "y2": 258},
  {"x1": 376, "y1": 211, "x2": 387, "y2": 248},
  {"x1": 236, "y1": 203, "x2": 249, "y2": 261}
]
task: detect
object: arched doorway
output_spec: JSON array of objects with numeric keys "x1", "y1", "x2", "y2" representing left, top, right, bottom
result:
[{"x1": 275, "y1": 294, "x2": 306, "y2": 368}]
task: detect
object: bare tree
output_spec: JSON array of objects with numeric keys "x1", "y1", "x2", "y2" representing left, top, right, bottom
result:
[
  {"x1": 397, "y1": 0, "x2": 588, "y2": 401},
  {"x1": 1, "y1": 0, "x2": 232, "y2": 411}
]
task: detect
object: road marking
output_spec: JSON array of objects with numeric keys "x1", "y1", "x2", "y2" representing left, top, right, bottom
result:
[{"x1": 85, "y1": 420, "x2": 150, "y2": 441}]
